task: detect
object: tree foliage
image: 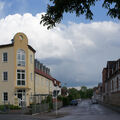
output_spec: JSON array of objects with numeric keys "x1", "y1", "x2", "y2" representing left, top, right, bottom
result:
[
  {"x1": 79, "y1": 87, "x2": 93, "y2": 99},
  {"x1": 67, "y1": 87, "x2": 93, "y2": 100},
  {"x1": 68, "y1": 88, "x2": 80, "y2": 101},
  {"x1": 40, "y1": 0, "x2": 120, "y2": 29}
]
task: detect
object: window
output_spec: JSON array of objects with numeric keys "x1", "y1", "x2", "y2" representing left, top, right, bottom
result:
[
  {"x1": 31, "y1": 73, "x2": 32, "y2": 81},
  {"x1": 17, "y1": 70, "x2": 25, "y2": 86},
  {"x1": 2, "y1": 52, "x2": 8, "y2": 62},
  {"x1": 17, "y1": 49, "x2": 25, "y2": 66},
  {"x1": 30, "y1": 55, "x2": 32, "y2": 63},
  {"x1": 3, "y1": 92, "x2": 8, "y2": 101},
  {"x1": 3, "y1": 72, "x2": 8, "y2": 81},
  {"x1": 112, "y1": 80, "x2": 114, "y2": 90}
]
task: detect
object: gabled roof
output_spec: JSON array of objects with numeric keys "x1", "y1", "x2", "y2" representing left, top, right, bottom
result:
[
  {"x1": 28, "y1": 45, "x2": 36, "y2": 53},
  {"x1": 0, "y1": 43, "x2": 13, "y2": 48},
  {"x1": 35, "y1": 68, "x2": 54, "y2": 81},
  {"x1": 0, "y1": 42, "x2": 36, "y2": 53}
]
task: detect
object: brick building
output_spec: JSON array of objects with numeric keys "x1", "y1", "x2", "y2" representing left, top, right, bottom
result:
[{"x1": 102, "y1": 59, "x2": 120, "y2": 106}]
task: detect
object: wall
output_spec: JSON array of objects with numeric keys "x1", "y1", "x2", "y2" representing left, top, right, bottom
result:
[
  {"x1": 35, "y1": 73, "x2": 52, "y2": 95},
  {"x1": 104, "y1": 73, "x2": 120, "y2": 106},
  {"x1": 0, "y1": 46, "x2": 14, "y2": 105},
  {"x1": 28, "y1": 48, "x2": 35, "y2": 105}
]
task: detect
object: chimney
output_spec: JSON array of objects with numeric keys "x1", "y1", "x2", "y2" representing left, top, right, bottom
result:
[{"x1": 11, "y1": 39, "x2": 14, "y2": 44}]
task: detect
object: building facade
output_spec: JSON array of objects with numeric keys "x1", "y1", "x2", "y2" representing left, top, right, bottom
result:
[
  {"x1": 102, "y1": 59, "x2": 120, "y2": 106},
  {"x1": 0, "y1": 32, "x2": 61, "y2": 107}
]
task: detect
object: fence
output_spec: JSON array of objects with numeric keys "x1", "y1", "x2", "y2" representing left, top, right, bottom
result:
[
  {"x1": 31, "y1": 101, "x2": 63, "y2": 114},
  {"x1": 53, "y1": 101, "x2": 63, "y2": 110},
  {"x1": 31, "y1": 103, "x2": 49, "y2": 114}
]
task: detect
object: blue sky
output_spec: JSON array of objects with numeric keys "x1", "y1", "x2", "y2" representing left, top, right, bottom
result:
[
  {"x1": 0, "y1": 0, "x2": 118, "y2": 23},
  {"x1": 0, "y1": 0, "x2": 120, "y2": 88}
]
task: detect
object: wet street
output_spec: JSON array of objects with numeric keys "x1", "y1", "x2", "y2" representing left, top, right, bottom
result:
[
  {"x1": 53, "y1": 100, "x2": 120, "y2": 120},
  {"x1": 0, "y1": 100, "x2": 120, "y2": 120}
]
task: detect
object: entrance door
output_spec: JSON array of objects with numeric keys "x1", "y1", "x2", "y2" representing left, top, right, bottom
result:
[{"x1": 17, "y1": 90, "x2": 26, "y2": 107}]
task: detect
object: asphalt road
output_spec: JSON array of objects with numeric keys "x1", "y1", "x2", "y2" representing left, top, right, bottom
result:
[
  {"x1": 0, "y1": 100, "x2": 120, "y2": 120},
  {"x1": 52, "y1": 100, "x2": 120, "y2": 120}
]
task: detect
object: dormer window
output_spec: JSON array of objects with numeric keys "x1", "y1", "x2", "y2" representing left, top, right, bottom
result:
[{"x1": 17, "y1": 49, "x2": 25, "y2": 67}]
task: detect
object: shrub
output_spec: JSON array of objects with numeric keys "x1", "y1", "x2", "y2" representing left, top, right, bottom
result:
[
  {"x1": 0, "y1": 105, "x2": 20, "y2": 111},
  {"x1": 62, "y1": 97, "x2": 70, "y2": 106}
]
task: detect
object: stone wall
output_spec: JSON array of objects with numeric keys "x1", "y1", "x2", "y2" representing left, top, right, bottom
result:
[{"x1": 109, "y1": 92, "x2": 120, "y2": 106}]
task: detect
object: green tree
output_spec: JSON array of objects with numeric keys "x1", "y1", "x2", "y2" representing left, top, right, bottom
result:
[
  {"x1": 40, "y1": 0, "x2": 120, "y2": 29},
  {"x1": 86, "y1": 89, "x2": 93, "y2": 98},
  {"x1": 81, "y1": 86, "x2": 87, "y2": 92},
  {"x1": 79, "y1": 86, "x2": 93, "y2": 99},
  {"x1": 79, "y1": 90, "x2": 86, "y2": 99},
  {"x1": 68, "y1": 88, "x2": 80, "y2": 100}
]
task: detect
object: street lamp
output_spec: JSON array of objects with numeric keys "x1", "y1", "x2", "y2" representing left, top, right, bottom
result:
[{"x1": 56, "y1": 85, "x2": 58, "y2": 116}]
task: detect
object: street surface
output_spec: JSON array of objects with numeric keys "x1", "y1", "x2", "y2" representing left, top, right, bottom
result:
[{"x1": 0, "y1": 100, "x2": 120, "y2": 120}]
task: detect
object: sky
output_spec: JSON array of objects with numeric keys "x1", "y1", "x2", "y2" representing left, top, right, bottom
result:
[{"x1": 0, "y1": 0, "x2": 120, "y2": 88}]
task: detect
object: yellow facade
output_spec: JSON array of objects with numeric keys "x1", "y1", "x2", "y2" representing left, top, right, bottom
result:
[
  {"x1": 35, "y1": 73, "x2": 54, "y2": 95},
  {"x1": 0, "y1": 46, "x2": 14, "y2": 105},
  {"x1": 0, "y1": 32, "x2": 59, "y2": 107},
  {"x1": 0, "y1": 32, "x2": 35, "y2": 106},
  {"x1": 13, "y1": 33, "x2": 35, "y2": 106}
]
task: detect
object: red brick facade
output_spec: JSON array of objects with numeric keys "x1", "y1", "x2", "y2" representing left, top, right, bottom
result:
[{"x1": 102, "y1": 59, "x2": 120, "y2": 106}]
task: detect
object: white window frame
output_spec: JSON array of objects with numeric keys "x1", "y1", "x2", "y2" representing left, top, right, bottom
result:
[
  {"x1": 17, "y1": 49, "x2": 26, "y2": 67},
  {"x1": 17, "y1": 69, "x2": 26, "y2": 86},
  {"x1": 2, "y1": 52, "x2": 8, "y2": 62},
  {"x1": 2, "y1": 71, "x2": 8, "y2": 81}
]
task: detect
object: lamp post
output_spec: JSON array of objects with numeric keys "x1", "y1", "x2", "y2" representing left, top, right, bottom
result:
[{"x1": 56, "y1": 85, "x2": 58, "y2": 116}]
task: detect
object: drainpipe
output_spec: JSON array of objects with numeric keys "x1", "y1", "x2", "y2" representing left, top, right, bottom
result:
[{"x1": 34, "y1": 59, "x2": 36, "y2": 95}]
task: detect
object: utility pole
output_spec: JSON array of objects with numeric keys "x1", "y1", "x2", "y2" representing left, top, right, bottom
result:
[{"x1": 56, "y1": 85, "x2": 58, "y2": 116}]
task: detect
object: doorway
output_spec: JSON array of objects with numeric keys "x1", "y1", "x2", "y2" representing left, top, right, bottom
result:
[{"x1": 17, "y1": 89, "x2": 26, "y2": 107}]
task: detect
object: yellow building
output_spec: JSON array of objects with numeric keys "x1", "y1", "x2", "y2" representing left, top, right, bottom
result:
[{"x1": 0, "y1": 32, "x2": 61, "y2": 107}]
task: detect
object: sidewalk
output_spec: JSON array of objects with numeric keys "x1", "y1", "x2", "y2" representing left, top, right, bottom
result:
[
  {"x1": 100, "y1": 102, "x2": 120, "y2": 113},
  {"x1": 33, "y1": 106, "x2": 71, "y2": 120}
]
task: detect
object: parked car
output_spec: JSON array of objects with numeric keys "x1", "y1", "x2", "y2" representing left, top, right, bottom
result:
[
  {"x1": 91, "y1": 99, "x2": 98, "y2": 104},
  {"x1": 70, "y1": 100, "x2": 78, "y2": 105}
]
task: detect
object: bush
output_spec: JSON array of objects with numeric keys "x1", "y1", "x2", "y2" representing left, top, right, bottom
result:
[
  {"x1": 57, "y1": 95, "x2": 63, "y2": 101},
  {"x1": 0, "y1": 104, "x2": 20, "y2": 111},
  {"x1": 9, "y1": 105, "x2": 20, "y2": 110},
  {"x1": 0, "y1": 105, "x2": 4, "y2": 111},
  {"x1": 62, "y1": 97, "x2": 70, "y2": 106},
  {"x1": 46, "y1": 95, "x2": 53, "y2": 109}
]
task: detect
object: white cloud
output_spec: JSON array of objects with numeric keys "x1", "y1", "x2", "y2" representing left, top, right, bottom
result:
[{"x1": 0, "y1": 13, "x2": 120, "y2": 87}]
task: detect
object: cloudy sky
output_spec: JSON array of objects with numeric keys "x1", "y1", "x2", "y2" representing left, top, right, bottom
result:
[{"x1": 0, "y1": 0, "x2": 120, "y2": 88}]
